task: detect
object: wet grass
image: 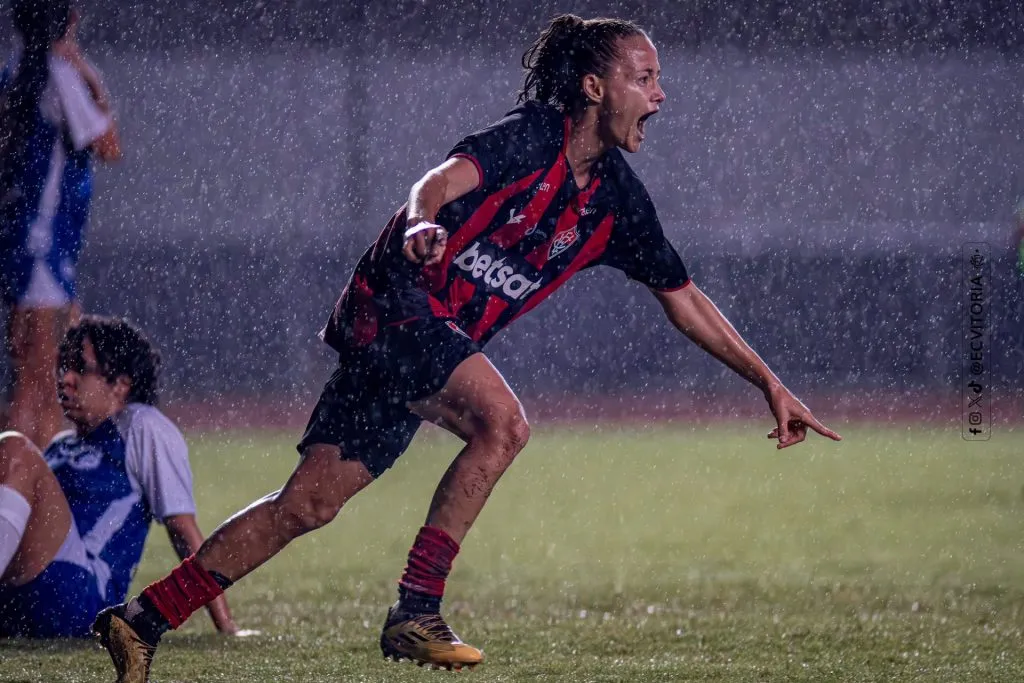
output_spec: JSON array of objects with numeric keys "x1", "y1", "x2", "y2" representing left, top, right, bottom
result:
[{"x1": 2, "y1": 422, "x2": 1022, "y2": 682}]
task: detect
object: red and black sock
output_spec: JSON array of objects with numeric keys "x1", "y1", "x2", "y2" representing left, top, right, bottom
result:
[
  {"x1": 130, "y1": 555, "x2": 233, "y2": 641},
  {"x1": 397, "y1": 525, "x2": 460, "y2": 614}
]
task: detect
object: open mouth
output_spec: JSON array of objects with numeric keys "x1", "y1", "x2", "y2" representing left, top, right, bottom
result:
[{"x1": 637, "y1": 111, "x2": 657, "y2": 140}]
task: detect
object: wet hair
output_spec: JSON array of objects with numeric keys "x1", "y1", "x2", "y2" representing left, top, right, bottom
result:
[
  {"x1": 12, "y1": 0, "x2": 71, "y2": 43},
  {"x1": 519, "y1": 14, "x2": 646, "y2": 118},
  {"x1": 58, "y1": 315, "x2": 163, "y2": 406},
  {"x1": 1, "y1": 1, "x2": 71, "y2": 205}
]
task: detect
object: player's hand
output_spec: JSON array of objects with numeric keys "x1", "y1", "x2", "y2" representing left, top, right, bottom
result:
[
  {"x1": 403, "y1": 221, "x2": 447, "y2": 266},
  {"x1": 207, "y1": 594, "x2": 241, "y2": 635},
  {"x1": 233, "y1": 628, "x2": 263, "y2": 638},
  {"x1": 763, "y1": 384, "x2": 842, "y2": 449}
]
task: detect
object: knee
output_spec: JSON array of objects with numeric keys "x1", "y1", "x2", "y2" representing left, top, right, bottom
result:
[
  {"x1": 0, "y1": 433, "x2": 42, "y2": 481},
  {"x1": 477, "y1": 403, "x2": 531, "y2": 460},
  {"x1": 273, "y1": 487, "x2": 344, "y2": 536}
]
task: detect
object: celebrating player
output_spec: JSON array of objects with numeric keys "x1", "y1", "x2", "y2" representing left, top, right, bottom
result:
[
  {"x1": 94, "y1": 14, "x2": 840, "y2": 679},
  {"x1": 0, "y1": 315, "x2": 235, "y2": 638}
]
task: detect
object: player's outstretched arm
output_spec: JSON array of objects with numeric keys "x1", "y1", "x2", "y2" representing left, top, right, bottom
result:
[
  {"x1": 51, "y1": 9, "x2": 122, "y2": 163},
  {"x1": 651, "y1": 284, "x2": 842, "y2": 449},
  {"x1": 402, "y1": 156, "x2": 481, "y2": 265},
  {"x1": 164, "y1": 514, "x2": 239, "y2": 634}
]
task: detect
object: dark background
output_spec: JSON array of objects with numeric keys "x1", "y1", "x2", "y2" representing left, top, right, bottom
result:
[{"x1": 2, "y1": 1, "x2": 1021, "y2": 416}]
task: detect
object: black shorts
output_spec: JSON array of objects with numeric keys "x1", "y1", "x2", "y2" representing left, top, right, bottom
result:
[{"x1": 297, "y1": 317, "x2": 480, "y2": 478}]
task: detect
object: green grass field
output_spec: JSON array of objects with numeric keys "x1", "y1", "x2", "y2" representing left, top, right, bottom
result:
[{"x1": 2, "y1": 422, "x2": 1022, "y2": 682}]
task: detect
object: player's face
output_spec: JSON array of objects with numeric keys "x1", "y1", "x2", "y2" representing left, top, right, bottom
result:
[
  {"x1": 598, "y1": 35, "x2": 665, "y2": 154},
  {"x1": 56, "y1": 339, "x2": 129, "y2": 432}
]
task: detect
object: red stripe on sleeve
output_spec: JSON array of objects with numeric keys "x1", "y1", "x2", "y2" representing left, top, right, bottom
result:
[
  {"x1": 655, "y1": 279, "x2": 693, "y2": 293},
  {"x1": 348, "y1": 274, "x2": 379, "y2": 346},
  {"x1": 449, "y1": 153, "x2": 484, "y2": 191}
]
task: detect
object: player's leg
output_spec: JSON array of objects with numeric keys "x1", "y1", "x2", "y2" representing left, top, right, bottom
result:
[
  {"x1": 93, "y1": 361, "x2": 387, "y2": 682},
  {"x1": 411, "y1": 352, "x2": 529, "y2": 542},
  {"x1": 5, "y1": 305, "x2": 72, "y2": 448},
  {"x1": 381, "y1": 352, "x2": 529, "y2": 669},
  {"x1": 0, "y1": 431, "x2": 73, "y2": 584},
  {"x1": 194, "y1": 445, "x2": 374, "y2": 579},
  {"x1": 93, "y1": 447, "x2": 373, "y2": 661},
  {"x1": 0, "y1": 433, "x2": 109, "y2": 638}
]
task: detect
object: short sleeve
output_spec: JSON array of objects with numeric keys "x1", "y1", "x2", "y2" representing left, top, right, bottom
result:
[
  {"x1": 50, "y1": 57, "x2": 111, "y2": 151},
  {"x1": 600, "y1": 179, "x2": 690, "y2": 291},
  {"x1": 446, "y1": 102, "x2": 562, "y2": 193},
  {"x1": 123, "y1": 406, "x2": 197, "y2": 522}
]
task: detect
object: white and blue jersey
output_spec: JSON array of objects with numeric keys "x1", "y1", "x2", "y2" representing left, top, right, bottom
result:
[
  {"x1": 0, "y1": 404, "x2": 196, "y2": 638},
  {"x1": 0, "y1": 52, "x2": 111, "y2": 307}
]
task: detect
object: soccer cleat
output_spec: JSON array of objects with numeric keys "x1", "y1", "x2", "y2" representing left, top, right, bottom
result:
[
  {"x1": 380, "y1": 603, "x2": 484, "y2": 670},
  {"x1": 92, "y1": 604, "x2": 157, "y2": 683}
]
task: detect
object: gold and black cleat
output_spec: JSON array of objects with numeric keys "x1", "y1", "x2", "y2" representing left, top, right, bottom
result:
[
  {"x1": 92, "y1": 604, "x2": 157, "y2": 683},
  {"x1": 380, "y1": 603, "x2": 483, "y2": 671}
]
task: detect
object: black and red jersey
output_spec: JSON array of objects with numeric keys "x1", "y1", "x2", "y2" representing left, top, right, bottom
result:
[{"x1": 322, "y1": 100, "x2": 690, "y2": 352}]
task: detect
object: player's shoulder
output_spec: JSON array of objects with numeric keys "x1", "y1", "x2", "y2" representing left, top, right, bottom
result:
[
  {"x1": 116, "y1": 403, "x2": 186, "y2": 444},
  {"x1": 601, "y1": 148, "x2": 653, "y2": 208},
  {"x1": 503, "y1": 99, "x2": 562, "y2": 125},
  {"x1": 601, "y1": 148, "x2": 643, "y2": 187},
  {"x1": 492, "y1": 100, "x2": 564, "y2": 143}
]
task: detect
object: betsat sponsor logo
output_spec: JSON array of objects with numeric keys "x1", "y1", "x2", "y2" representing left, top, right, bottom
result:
[{"x1": 453, "y1": 241, "x2": 543, "y2": 301}]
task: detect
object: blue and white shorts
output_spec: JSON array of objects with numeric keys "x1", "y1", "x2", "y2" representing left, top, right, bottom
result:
[{"x1": 0, "y1": 519, "x2": 105, "y2": 638}]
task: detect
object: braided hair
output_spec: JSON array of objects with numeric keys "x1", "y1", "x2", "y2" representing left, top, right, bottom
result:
[{"x1": 519, "y1": 14, "x2": 646, "y2": 119}]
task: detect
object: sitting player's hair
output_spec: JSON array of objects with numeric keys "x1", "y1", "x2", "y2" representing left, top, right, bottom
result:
[
  {"x1": 58, "y1": 315, "x2": 163, "y2": 406},
  {"x1": 519, "y1": 14, "x2": 646, "y2": 119}
]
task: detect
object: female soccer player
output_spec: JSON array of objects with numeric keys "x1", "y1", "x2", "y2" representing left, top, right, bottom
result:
[{"x1": 95, "y1": 15, "x2": 840, "y2": 679}]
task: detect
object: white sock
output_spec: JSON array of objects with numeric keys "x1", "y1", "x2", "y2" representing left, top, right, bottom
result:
[{"x1": 0, "y1": 485, "x2": 32, "y2": 577}]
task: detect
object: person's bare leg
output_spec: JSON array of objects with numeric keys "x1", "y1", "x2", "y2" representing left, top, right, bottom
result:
[
  {"x1": 381, "y1": 353, "x2": 529, "y2": 668},
  {"x1": 195, "y1": 444, "x2": 375, "y2": 581},
  {"x1": 91, "y1": 444, "x2": 377, "y2": 683},
  {"x1": 6, "y1": 306, "x2": 69, "y2": 447},
  {"x1": 0, "y1": 432, "x2": 72, "y2": 585},
  {"x1": 410, "y1": 353, "x2": 530, "y2": 542}
]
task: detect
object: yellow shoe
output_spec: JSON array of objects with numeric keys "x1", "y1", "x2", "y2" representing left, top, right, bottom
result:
[
  {"x1": 380, "y1": 603, "x2": 484, "y2": 670},
  {"x1": 92, "y1": 604, "x2": 157, "y2": 683}
]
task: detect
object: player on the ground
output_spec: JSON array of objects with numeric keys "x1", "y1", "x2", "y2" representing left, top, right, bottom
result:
[
  {"x1": 93, "y1": 14, "x2": 840, "y2": 680},
  {"x1": 0, "y1": 315, "x2": 236, "y2": 638}
]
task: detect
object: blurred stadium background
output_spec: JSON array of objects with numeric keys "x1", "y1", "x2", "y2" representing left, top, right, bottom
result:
[
  {"x1": 3, "y1": 3, "x2": 1023, "y2": 681},
  {"x1": 3, "y1": 0, "x2": 1023, "y2": 428}
]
